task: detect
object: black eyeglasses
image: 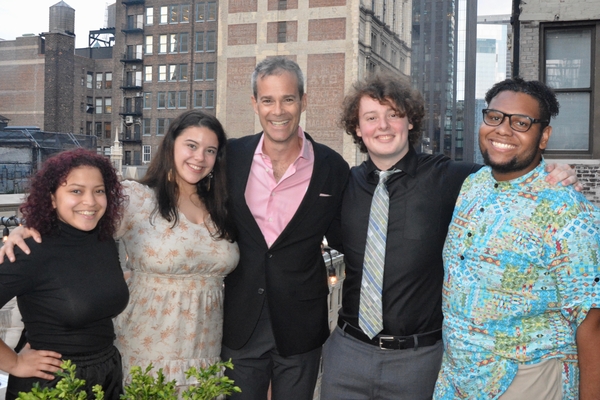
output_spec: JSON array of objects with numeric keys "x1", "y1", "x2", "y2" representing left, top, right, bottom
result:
[{"x1": 482, "y1": 109, "x2": 548, "y2": 133}]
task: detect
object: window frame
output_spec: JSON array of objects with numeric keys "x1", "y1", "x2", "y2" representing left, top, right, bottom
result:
[{"x1": 540, "y1": 21, "x2": 600, "y2": 159}]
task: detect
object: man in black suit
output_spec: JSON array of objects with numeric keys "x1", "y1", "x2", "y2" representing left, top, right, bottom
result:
[{"x1": 221, "y1": 56, "x2": 349, "y2": 399}]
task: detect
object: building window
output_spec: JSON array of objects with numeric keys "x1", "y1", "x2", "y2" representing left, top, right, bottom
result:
[
  {"x1": 277, "y1": 22, "x2": 287, "y2": 43},
  {"x1": 105, "y1": 121, "x2": 112, "y2": 139},
  {"x1": 181, "y1": 5, "x2": 190, "y2": 22},
  {"x1": 143, "y1": 118, "x2": 151, "y2": 136},
  {"x1": 206, "y1": 62, "x2": 215, "y2": 80},
  {"x1": 158, "y1": 65, "x2": 167, "y2": 81},
  {"x1": 87, "y1": 72, "x2": 93, "y2": 89},
  {"x1": 168, "y1": 91, "x2": 177, "y2": 109},
  {"x1": 96, "y1": 73, "x2": 103, "y2": 89},
  {"x1": 207, "y1": 2, "x2": 216, "y2": 20},
  {"x1": 105, "y1": 72, "x2": 112, "y2": 89},
  {"x1": 95, "y1": 98, "x2": 103, "y2": 114},
  {"x1": 179, "y1": 64, "x2": 188, "y2": 81},
  {"x1": 157, "y1": 118, "x2": 167, "y2": 135},
  {"x1": 195, "y1": 32, "x2": 204, "y2": 52},
  {"x1": 146, "y1": 6, "x2": 153, "y2": 25},
  {"x1": 104, "y1": 147, "x2": 111, "y2": 157},
  {"x1": 143, "y1": 145, "x2": 152, "y2": 163},
  {"x1": 159, "y1": 34, "x2": 167, "y2": 53},
  {"x1": 86, "y1": 122, "x2": 92, "y2": 135},
  {"x1": 143, "y1": 92, "x2": 152, "y2": 108},
  {"x1": 157, "y1": 92, "x2": 166, "y2": 108},
  {"x1": 205, "y1": 90, "x2": 215, "y2": 108},
  {"x1": 145, "y1": 35, "x2": 153, "y2": 54},
  {"x1": 206, "y1": 31, "x2": 216, "y2": 52},
  {"x1": 105, "y1": 98, "x2": 112, "y2": 114},
  {"x1": 180, "y1": 32, "x2": 189, "y2": 53},
  {"x1": 169, "y1": 65, "x2": 177, "y2": 81},
  {"x1": 194, "y1": 90, "x2": 203, "y2": 108},
  {"x1": 178, "y1": 91, "x2": 188, "y2": 108},
  {"x1": 160, "y1": 6, "x2": 168, "y2": 24},
  {"x1": 144, "y1": 65, "x2": 152, "y2": 82},
  {"x1": 543, "y1": 24, "x2": 596, "y2": 155},
  {"x1": 169, "y1": 33, "x2": 178, "y2": 53},
  {"x1": 194, "y1": 63, "x2": 204, "y2": 80},
  {"x1": 95, "y1": 122, "x2": 102, "y2": 136},
  {"x1": 169, "y1": 5, "x2": 179, "y2": 23},
  {"x1": 196, "y1": 3, "x2": 205, "y2": 22}
]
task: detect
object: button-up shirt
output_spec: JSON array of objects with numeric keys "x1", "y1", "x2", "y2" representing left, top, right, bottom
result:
[
  {"x1": 435, "y1": 160, "x2": 600, "y2": 400},
  {"x1": 338, "y1": 146, "x2": 479, "y2": 335},
  {"x1": 245, "y1": 127, "x2": 314, "y2": 248}
]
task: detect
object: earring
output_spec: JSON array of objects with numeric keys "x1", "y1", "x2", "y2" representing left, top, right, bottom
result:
[
  {"x1": 167, "y1": 169, "x2": 173, "y2": 182},
  {"x1": 206, "y1": 171, "x2": 213, "y2": 192}
]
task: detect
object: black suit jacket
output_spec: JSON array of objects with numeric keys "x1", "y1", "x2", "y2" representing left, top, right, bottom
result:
[{"x1": 223, "y1": 132, "x2": 349, "y2": 357}]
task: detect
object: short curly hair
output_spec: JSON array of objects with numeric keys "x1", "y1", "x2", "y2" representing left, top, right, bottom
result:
[
  {"x1": 485, "y1": 77, "x2": 560, "y2": 130},
  {"x1": 20, "y1": 148, "x2": 125, "y2": 240},
  {"x1": 340, "y1": 73, "x2": 424, "y2": 153}
]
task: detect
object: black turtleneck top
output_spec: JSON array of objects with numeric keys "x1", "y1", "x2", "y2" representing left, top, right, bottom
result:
[{"x1": 0, "y1": 221, "x2": 129, "y2": 355}]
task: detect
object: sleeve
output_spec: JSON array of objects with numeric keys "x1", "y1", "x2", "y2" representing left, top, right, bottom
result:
[
  {"x1": 0, "y1": 247, "x2": 38, "y2": 307},
  {"x1": 552, "y1": 204, "x2": 600, "y2": 327},
  {"x1": 115, "y1": 180, "x2": 146, "y2": 239}
]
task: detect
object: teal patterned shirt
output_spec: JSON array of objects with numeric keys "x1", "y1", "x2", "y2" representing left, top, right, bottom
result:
[{"x1": 434, "y1": 161, "x2": 600, "y2": 399}]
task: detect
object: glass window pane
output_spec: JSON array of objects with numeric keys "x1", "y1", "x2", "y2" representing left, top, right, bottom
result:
[
  {"x1": 546, "y1": 92, "x2": 590, "y2": 151},
  {"x1": 545, "y1": 28, "x2": 591, "y2": 89}
]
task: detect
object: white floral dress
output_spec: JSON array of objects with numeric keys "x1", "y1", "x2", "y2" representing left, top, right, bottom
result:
[{"x1": 113, "y1": 181, "x2": 239, "y2": 388}]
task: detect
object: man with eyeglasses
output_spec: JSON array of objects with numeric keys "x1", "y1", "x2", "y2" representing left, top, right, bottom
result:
[{"x1": 434, "y1": 78, "x2": 600, "y2": 399}]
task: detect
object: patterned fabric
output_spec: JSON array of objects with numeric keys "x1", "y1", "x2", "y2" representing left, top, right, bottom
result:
[
  {"x1": 434, "y1": 161, "x2": 600, "y2": 400},
  {"x1": 359, "y1": 169, "x2": 398, "y2": 339},
  {"x1": 113, "y1": 181, "x2": 239, "y2": 388}
]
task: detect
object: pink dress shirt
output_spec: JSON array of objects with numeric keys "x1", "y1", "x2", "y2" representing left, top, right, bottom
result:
[{"x1": 244, "y1": 127, "x2": 315, "y2": 248}]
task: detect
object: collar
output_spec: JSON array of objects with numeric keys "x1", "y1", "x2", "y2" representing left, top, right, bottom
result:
[
  {"x1": 485, "y1": 159, "x2": 547, "y2": 187},
  {"x1": 365, "y1": 145, "x2": 418, "y2": 178},
  {"x1": 254, "y1": 126, "x2": 313, "y2": 162}
]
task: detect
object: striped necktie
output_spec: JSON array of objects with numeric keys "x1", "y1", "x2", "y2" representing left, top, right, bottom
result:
[{"x1": 359, "y1": 169, "x2": 398, "y2": 339}]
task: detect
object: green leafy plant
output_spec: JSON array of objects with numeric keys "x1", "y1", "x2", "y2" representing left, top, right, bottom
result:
[
  {"x1": 17, "y1": 360, "x2": 104, "y2": 400},
  {"x1": 121, "y1": 364, "x2": 177, "y2": 400},
  {"x1": 16, "y1": 359, "x2": 240, "y2": 400},
  {"x1": 181, "y1": 360, "x2": 241, "y2": 400}
]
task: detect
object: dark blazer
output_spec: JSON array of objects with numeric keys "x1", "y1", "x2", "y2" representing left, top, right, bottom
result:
[{"x1": 223, "y1": 132, "x2": 349, "y2": 357}]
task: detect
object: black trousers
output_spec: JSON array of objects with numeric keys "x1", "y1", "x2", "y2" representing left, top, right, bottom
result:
[{"x1": 6, "y1": 345, "x2": 123, "y2": 400}]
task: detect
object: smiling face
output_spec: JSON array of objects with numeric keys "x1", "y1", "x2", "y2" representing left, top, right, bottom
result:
[
  {"x1": 251, "y1": 71, "x2": 307, "y2": 147},
  {"x1": 479, "y1": 90, "x2": 552, "y2": 181},
  {"x1": 356, "y1": 96, "x2": 413, "y2": 170},
  {"x1": 51, "y1": 166, "x2": 107, "y2": 231},
  {"x1": 173, "y1": 125, "x2": 219, "y2": 193}
]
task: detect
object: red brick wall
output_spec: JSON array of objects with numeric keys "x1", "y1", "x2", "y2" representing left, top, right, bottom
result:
[
  {"x1": 267, "y1": 21, "x2": 298, "y2": 43},
  {"x1": 229, "y1": 0, "x2": 258, "y2": 13},
  {"x1": 308, "y1": 18, "x2": 346, "y2": 41},
  {"x1": 305, "y1": 53, "x2": 346, "y2": 154},
  {"x1": 225, "y1": 57, "x2": 256, "y2": 138},
  {"x1": 228, "y1": 24, "x2": 258, "y2": 45}
]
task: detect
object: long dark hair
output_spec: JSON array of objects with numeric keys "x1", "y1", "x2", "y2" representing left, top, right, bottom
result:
[
  {"x1": 20, "y1": 148, "x2": 125, "y2": 240},
  {"x1": 140, "y1": 110, "x2": 235, "y2": 242}
]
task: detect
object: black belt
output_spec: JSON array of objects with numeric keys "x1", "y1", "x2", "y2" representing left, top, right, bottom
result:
[{"x1": 338, "y1": 320, "x2": 442, "y2": 350}]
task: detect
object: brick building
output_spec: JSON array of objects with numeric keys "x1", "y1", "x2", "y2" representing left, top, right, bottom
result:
[
  {"x1": 513, "y1": 0, "x2": 600, "y2": 205},
  {"x1": 216, "y1": 0, "x2": 412, "y2": 165}
]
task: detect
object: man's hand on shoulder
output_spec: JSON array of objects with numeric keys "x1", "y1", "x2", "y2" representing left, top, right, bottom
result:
[
  {"x1": 0, "y1": 226, "x2": 42, "y2": 263},
  {"x1": 545, "y1": 163, "x2": 583, "y2": 191}
]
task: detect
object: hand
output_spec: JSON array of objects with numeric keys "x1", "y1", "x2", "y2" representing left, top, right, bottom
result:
[
  {"x1": 0, "y1": 226, "x2": 41, "y2": 263},
  {"x1": 545, "y1": 163, "x2": 583, "y2": 192},
  {"x1": 10, "y1": 343, "x2": 62, "y2": 380}
]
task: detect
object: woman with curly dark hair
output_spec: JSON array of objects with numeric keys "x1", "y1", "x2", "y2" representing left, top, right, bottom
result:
[
  {"x1": 0, "y1": 148, "x2": 129, "y2": 400},
  {"x1": 1, "y1": 111, "x2": 239, "y2": 393}
]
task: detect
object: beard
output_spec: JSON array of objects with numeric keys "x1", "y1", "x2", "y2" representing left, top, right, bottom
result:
[{"x1": 480, "y1": 132, "x2": 543, "y2": 177}]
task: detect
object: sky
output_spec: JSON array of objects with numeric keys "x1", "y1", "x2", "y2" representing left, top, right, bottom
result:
[
  {"x1": 0, "y1": 0, "x2": 511, "y2": 49},
  {"x1": 0, "y1": 1, "x2": 113, "y2": 48}
]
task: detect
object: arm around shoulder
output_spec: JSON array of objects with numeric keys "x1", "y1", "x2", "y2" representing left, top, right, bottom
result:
[{"x1": 576, "y1": 307, "x2": 600, "y2": 400}]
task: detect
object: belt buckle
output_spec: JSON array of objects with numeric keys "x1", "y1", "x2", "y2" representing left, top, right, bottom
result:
[{"x1": 378, "y1": 336, "x2": 404, "y2": 350}]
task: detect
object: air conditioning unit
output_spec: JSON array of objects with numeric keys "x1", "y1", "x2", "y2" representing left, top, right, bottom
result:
[{"x1": 125, "y1": 116, "x2": 134, "y2": 125}]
